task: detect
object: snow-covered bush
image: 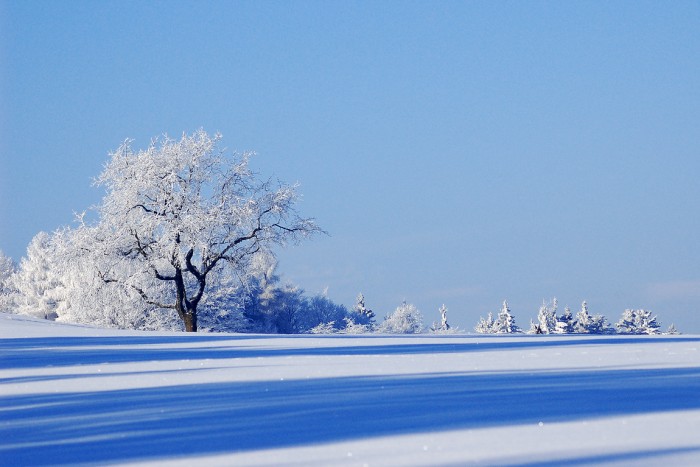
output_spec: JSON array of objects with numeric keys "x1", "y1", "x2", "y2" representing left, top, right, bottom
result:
[
  {"x1": 342, "y1": 317, "x2": 372, "y2": 334},
  {"x1": 615, "y1": 309, "x2": 661, "y2": 335},
  {"x1": 475, "y1": 312, "x2": 499, "y2": 334},
  {"x1": 377, "y1": 301, "x2": 423, "y2": 334},
  {"x1": 308, "y1": 321, "x2": 337, "y2": 334}
]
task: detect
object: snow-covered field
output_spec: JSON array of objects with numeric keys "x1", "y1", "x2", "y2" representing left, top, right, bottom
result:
[{"x1": 2, "y1": 313, "x2": 699, "y2": 466}]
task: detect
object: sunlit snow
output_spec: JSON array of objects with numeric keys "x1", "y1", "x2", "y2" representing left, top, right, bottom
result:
[{"x1": 2, "y1": 312, "x2": 699, "y2": 466}]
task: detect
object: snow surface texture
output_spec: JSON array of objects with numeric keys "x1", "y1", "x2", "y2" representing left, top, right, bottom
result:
[{"x1": 2, "y1": 312, "x2": 699, "y2": 466}]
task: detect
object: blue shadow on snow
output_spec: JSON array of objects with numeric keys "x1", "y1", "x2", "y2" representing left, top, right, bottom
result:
[
  {"x1": 2, "y1": 334, "x2": 698, "y2": 369},
  {"x1": 2, "y1": 365, "x2": 700, "y2": 465}
]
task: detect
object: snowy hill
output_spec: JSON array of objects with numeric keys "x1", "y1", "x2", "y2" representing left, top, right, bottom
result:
[{"x1": 2, "y1": 312, "x2": 699, "y2": 466}]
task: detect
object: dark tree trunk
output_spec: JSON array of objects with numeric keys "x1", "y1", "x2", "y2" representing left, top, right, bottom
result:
[
  {"x1": 173, "y1": 267, "x2": 199, "y2": 332},
  {"x1": 183, "y1": 311, "x2": 197, "y2": 332}
]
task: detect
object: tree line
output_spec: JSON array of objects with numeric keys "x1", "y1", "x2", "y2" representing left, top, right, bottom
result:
[{"x1": 474, "y1": 298, "x2": 678, "y2": 335}]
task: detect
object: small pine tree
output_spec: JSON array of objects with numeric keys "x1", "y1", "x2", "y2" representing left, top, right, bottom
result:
[
  {"x1": 665, "y1": 323, "x2": 680, "y2": 335},
  {"x1": 587, "y1": 313, "x2": 610, "y2": 334},
  {"x1": 528, "y1": 319, "x2": 543, "y2": 334},
  {"x1": 616, "y1": 309, "x2": 660, "y2": 335},
  {"x1": 431, "y1": 304, "x2": 451, "y2": 333},
  {"x1": 573, "y1": 301, "x2": 609, "y2": 334},
  {"x1": 555, "y1": 306, "x2": 574, "y2": 334},
  {"x1": 352, "y1": 293, "x2": 375, "y2": 327},
  {"x1": 475, "y1": 312, "x2": 498, "y2": 334},
  {"x1": 574, "y1": 301, "x2": 592, "y2": 333},
  {"x1": 638, "y1": 309, "x2": 661, "y2": 335},
  {"x1": 615, "y1": 308, "x2": 636, "y2": 334},
  {"x1": 537, "y1": 298, "x2": 558, "y2": 334},
  {"x1": 496, "y1": 300, "x2": 520, "y2": 333}
]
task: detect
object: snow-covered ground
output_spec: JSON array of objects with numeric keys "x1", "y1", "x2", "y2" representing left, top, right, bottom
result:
[{"x1": 2, "y1": 312, "x2": 699, "y2": 466}]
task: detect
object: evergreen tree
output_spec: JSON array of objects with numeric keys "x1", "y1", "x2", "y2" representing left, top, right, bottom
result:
[
  {"x1": 574, "y1": 301, "x2": 592, "y2": 333},
  {"x1": 0, "y1": 250, "x2": 17, "y2": 313},
  {"x1": 537, "y1": 298, "x2": 558, "y2": 334},
  {"x1": 573, "y1": 301, "x2": 609, "y2": 334},
  {"x1": 555, "y1": 306, "x2": 574, "y2": 334},
  {"x1": 10, "y1": 232, "x2": 64, "y2": 319},
  {"x1": 616, "y1": 309, "x2": 660, "y2": 335},
  {"x1": 0, "y1": 250, "x2": 15, "y2": 291},
  {"x1": 352, "y1": 293, "x2": 375, "y2": 327},
  {"x1": 496, "y1": 300, "x2": 520, "y2": 333},
  {"x1": 475, "y1": 312, "x2": 498, "y2": 334},
  {"x1": 527, "y1": 320, "x2": 541, "y2": 334},
  {"x1": 431, "y1": 304, "x2": 451, "y2": 333}
]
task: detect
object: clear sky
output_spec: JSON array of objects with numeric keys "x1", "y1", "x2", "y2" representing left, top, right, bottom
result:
[{"x1": 1, "y1": 1, "x2": 699, "y2": 332}]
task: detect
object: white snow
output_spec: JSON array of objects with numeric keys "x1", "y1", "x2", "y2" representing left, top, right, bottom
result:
[{"x1": 2, "y1": 312, "x2": 699, "y2": 466}]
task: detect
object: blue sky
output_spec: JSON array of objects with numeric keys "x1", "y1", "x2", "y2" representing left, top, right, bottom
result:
[{"x1": 2, "y1": 1, "x2": 699, "y2": 332}]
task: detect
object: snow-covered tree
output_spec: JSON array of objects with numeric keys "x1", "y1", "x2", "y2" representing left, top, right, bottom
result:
[
  {"x1": 555, "y1": 306, "x2": 574, "y2": 334},
  {"x1": 0, "y1": 250, "x2": 15, "y2": 290},
  {"x1": 496, "y1": 300, "x2": 520, "y2": 333},
  {"x1": 9, "y1": 232, "x2": 65, "y2": 319},
  {"x1": 377, "y1": 301, "x2": 423, "y2": 334},
  {"x1": 239, "y1": 257, "x2": 282, "y2": 333},
  {"x1": 615, "y1": 309, "x2": 661, "y2": 335},
  {"x1": 297, "y1": 292, "x2": 349, "y2": 333},
  {"x1": 638, "y1": 310, "x2": 661, "y2": 335},
  {"x1": 476, "y1": 301, "x2": 519, "y2": 334},
  {"x1": 430, "y1": 304, "x2": 451, "y2": 333},
  {"x1": 665, "y1": 323, "x2": 680, "y2": 335},
  {"x1": 82, "y1": 130, "x2": 321, "y2": 332},
  {"x1": 194, "y1": 269, "x2": 251, "y2": 333},
  {"x1": 526, "y1": 320, "x2": 539, "y2": 334},
  {"x1": 475, "y1": 312, "x2": 499, "y2": 334},
  {"x1": 574, "y1": 300, "x2": 591, "y2": 333},
  {"x1": 572, "y1": 301, "x2": 609, "y2": 334},
  {"x1": 46, "y1": 226, "x2": 178, "y2": 330},
  {"x1": 537, "y1": 298, "x2": 558, "y2": 334},
  {"x1": 351, "y1": 293, "x2": 375, "y2": 327},
  {"x1": 0, "y1": 250, "x2": 17, "y2": 313},
  {"x1": 265, "y1": 283, "x2": 306, "y2": 334}
]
